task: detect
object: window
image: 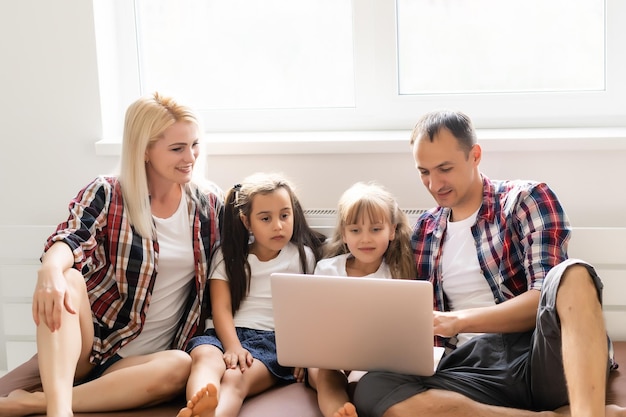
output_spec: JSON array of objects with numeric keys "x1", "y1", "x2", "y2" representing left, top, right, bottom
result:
[
  {"x1": 94, "y1": 0, "x2": 626, "y2": 143},
  {"x1": 396, "y1": 0, "x2": 605, "y2": 95},
  {"x1": 135, "y1": 0, "x2": 355, "y2": 110}
]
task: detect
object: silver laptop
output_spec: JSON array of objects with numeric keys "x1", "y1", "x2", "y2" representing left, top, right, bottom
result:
[{"x1": 270, "y1": 272, "x2": 444, "y2": 376}]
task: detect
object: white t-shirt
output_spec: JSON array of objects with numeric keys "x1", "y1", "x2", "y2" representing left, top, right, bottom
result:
[
  {"x1": 441, "y1": 208, "x2": 496, "y2": 346},
  {"x1": 314, "y1": 253, "x2": 392, "y2": 279},
  {"x1": 208, "y1": 242, "x2": 316, "y2": 331},
  {"x1": 118, "y1": 191, "x2": 195, "y2": 357}
]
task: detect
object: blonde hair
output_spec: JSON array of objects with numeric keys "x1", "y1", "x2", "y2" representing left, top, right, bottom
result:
[
  {"x1": 118, "y1": 92, "x2": 201, "y2": 238},
  {"x1": 325, "y1": 182, "x2": 417, "y2": 279}
]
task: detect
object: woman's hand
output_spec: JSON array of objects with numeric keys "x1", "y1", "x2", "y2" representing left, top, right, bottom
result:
[
  {"x1": 32, "y1": 264, "x2": 76, "y2": 332},
  {"x1": 223, "y1": 346, "x2": 253, "y2": 372}
]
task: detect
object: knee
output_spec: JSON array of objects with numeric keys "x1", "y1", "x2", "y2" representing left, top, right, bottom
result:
[
  {"x1": 556, "y1": 264, "x2": 602, "y2": 314},
  {"x1": 560, "y1": 264, "x2": 592, "y2": 283},
  {"x1": 156, "y1": 350, "x2": 192, "y2": 394},
  {"x1": 173, "y1": 349, "x2": 193, "y2": 372},
  {"x1": 64, "y1": 268, "x2": 88, "y2": 296},
  {"x1": 558, "y1": 264, "x2": 601, "y2": 304},
  {"x1": 190, "y1": 345, "x2": 225, "y2": 371}
]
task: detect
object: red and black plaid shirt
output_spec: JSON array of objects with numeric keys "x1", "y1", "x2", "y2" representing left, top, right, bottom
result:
[
  {"x1": 412, "y1": 174, "x2": 571, "y2": 348},
  {"x1": 44, "y1": 176, "x2": 222, "y2": 365}
]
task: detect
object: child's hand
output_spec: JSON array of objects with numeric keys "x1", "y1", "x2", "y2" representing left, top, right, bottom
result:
[
  {"x1": 223, "y1": 347, "x2": 254, "y2": 372},
  {"x1": 293, "y1": 367, "x2": 305, "y2": 383}
]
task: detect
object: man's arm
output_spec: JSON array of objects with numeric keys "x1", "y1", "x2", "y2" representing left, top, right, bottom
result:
[{"x1": 434, "y1": 289, "x2": 540, "y2": 338}]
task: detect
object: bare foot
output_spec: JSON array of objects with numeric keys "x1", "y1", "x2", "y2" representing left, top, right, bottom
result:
[
  {"x1": 176, "y1": 384, "x2": 218, "y2": 417},
  {"x1": 333, "y1": 402, "x2": 357, "y2": 417},
  {"x1": 0, "y1": 390, "x2": 45, "y2": 417}
]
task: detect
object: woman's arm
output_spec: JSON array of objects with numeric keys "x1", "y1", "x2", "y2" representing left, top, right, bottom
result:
[{"x1": 33, "y1": 241, "x2": 77, "y2": 331}]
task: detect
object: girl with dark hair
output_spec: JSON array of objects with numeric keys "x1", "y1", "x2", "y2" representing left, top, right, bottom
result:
[{"x1": 178, "y1": 172, "x2": 325, "y2": 417}]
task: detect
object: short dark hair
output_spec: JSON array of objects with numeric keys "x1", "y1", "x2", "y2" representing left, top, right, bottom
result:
[{"x1": 409, "y1": 110, "x2": 477, "y2": 156}]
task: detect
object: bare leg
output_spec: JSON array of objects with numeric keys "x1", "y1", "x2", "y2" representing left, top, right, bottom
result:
[
  {"x1": 556, "y1": 265, "x2": 626, "y2": 417},
  {"x1": 310, "y1": 368, "x2": 356, "y2": 417},
  {"x1": 0, "y1": 390, "x2": 41, "y2": 417},
  {"x1": 177, "y1": 345, "x2": 225, "y2": 417},
  {"x1": 179, "y1": 350, "x2": 276, "y2": 417},
  {"x1": 380, "y1": 267, "x2": 626, "y2": 417},
  {"x1": 213, "y1": 360, "x2": 275, "y2": 417},
  {"x1": 177, "y1": 358, "x2": 276, "y2": 417},
  {"x1": 0, "y1": 267, "x2": 191, "y2": 416},
  {"x1": 37, "y1": 268, "x2": 94, "y2": 417},
  {"x1": 0, "y1": 350, "x2": 191, "y2": 416},
  {"x1": 383, "y1": 389, "x2": 558, "y2": 417},
  {"x1": 72, "y1": 350, "x2": 191, "y2": 410},
  {"x1": 178, "y1": 345, "x2": 276, "y2": 417}
]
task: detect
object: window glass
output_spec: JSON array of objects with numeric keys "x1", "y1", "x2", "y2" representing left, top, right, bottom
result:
[
  {"x1": 94, "y1": 0, "x2": 625, "y2": 137},
  {"x1": 396, "y1": 0, "x2": 605, "y2": 94},
  {"x1": 135, "y1": 0, "x2": 355, "y2": 110}
]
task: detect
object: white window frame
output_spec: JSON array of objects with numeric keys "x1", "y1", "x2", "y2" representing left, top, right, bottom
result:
[{"x1": 93, "y1": 0, "x2": 626, "y2": 155}]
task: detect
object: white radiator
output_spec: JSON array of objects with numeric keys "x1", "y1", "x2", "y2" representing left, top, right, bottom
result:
[{"x1": 304, "y1": 208, "x2": 428, "y2": 237}]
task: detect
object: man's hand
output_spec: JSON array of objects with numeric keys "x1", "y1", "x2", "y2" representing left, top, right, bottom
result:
[{"x1": 433, "y1": 310, "x2": 463, "y2": 338}]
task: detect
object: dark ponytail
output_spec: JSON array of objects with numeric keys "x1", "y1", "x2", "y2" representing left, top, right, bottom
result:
[{"x1": 221, "y1": 185, "x2": 251, "y2": 314}]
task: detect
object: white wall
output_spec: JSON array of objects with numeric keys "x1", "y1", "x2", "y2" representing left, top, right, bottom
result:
[
  {"x1": 0, "y1": 0, "x2": 116, "y2": 227},
  {"x1": 204, "y1": 149, "x2": 626, "y2": 227},
  {"x1": 1, "y1": 0, "x2": 626, "y2": 371}
]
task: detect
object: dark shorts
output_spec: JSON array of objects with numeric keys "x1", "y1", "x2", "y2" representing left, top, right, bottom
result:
[
  {"x1": 186, "y1": 327, "x2": 295, "y2": 383},
  {"x1": 75, "y1": 353, "x2": 123, "y2": 385},
  {"x1": 354, "y1": 259, "x2": 610, "y2": 417}
]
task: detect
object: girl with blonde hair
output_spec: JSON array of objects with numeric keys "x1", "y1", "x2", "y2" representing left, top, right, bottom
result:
[{"x1": 310, "y1": 181, "x2": 417, "y2": 417}]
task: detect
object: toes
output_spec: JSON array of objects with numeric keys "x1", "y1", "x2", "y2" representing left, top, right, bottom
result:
[{"x1": 176, "y1": 407, "x2": 193, "y2": 417}]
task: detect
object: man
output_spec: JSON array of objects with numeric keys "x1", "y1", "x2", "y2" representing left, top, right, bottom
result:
[{"x1": 354, "y1": 110, "x2": 625, "y2": 417}]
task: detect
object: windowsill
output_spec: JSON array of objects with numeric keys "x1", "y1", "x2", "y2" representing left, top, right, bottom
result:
[{"x1": 95, "y1": 127, "x2": 626, "y2": 156}]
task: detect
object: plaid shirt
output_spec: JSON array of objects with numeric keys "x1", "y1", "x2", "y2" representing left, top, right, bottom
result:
[
  {"x1": 412, "y1": 174, "x2": 571, "y2": 348},
  {"x1": 44, "y1": 176, "x2": 222, "y2": 365}
]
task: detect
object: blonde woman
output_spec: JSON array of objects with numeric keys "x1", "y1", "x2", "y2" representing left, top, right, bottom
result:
[{"x1": 0, "y1": 93, "x2": 222, "y2": 416}]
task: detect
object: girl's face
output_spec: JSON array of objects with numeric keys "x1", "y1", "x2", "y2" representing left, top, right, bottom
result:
[
  {"x1": 144, "y1": 121, "x2": 199, "y2": 189},
  {"x1": 342, "y1": 212, "x2": 395, "y2": 272},
  {"x1": 243, "y1": 187, "x2": 294, "y2": 262}
]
